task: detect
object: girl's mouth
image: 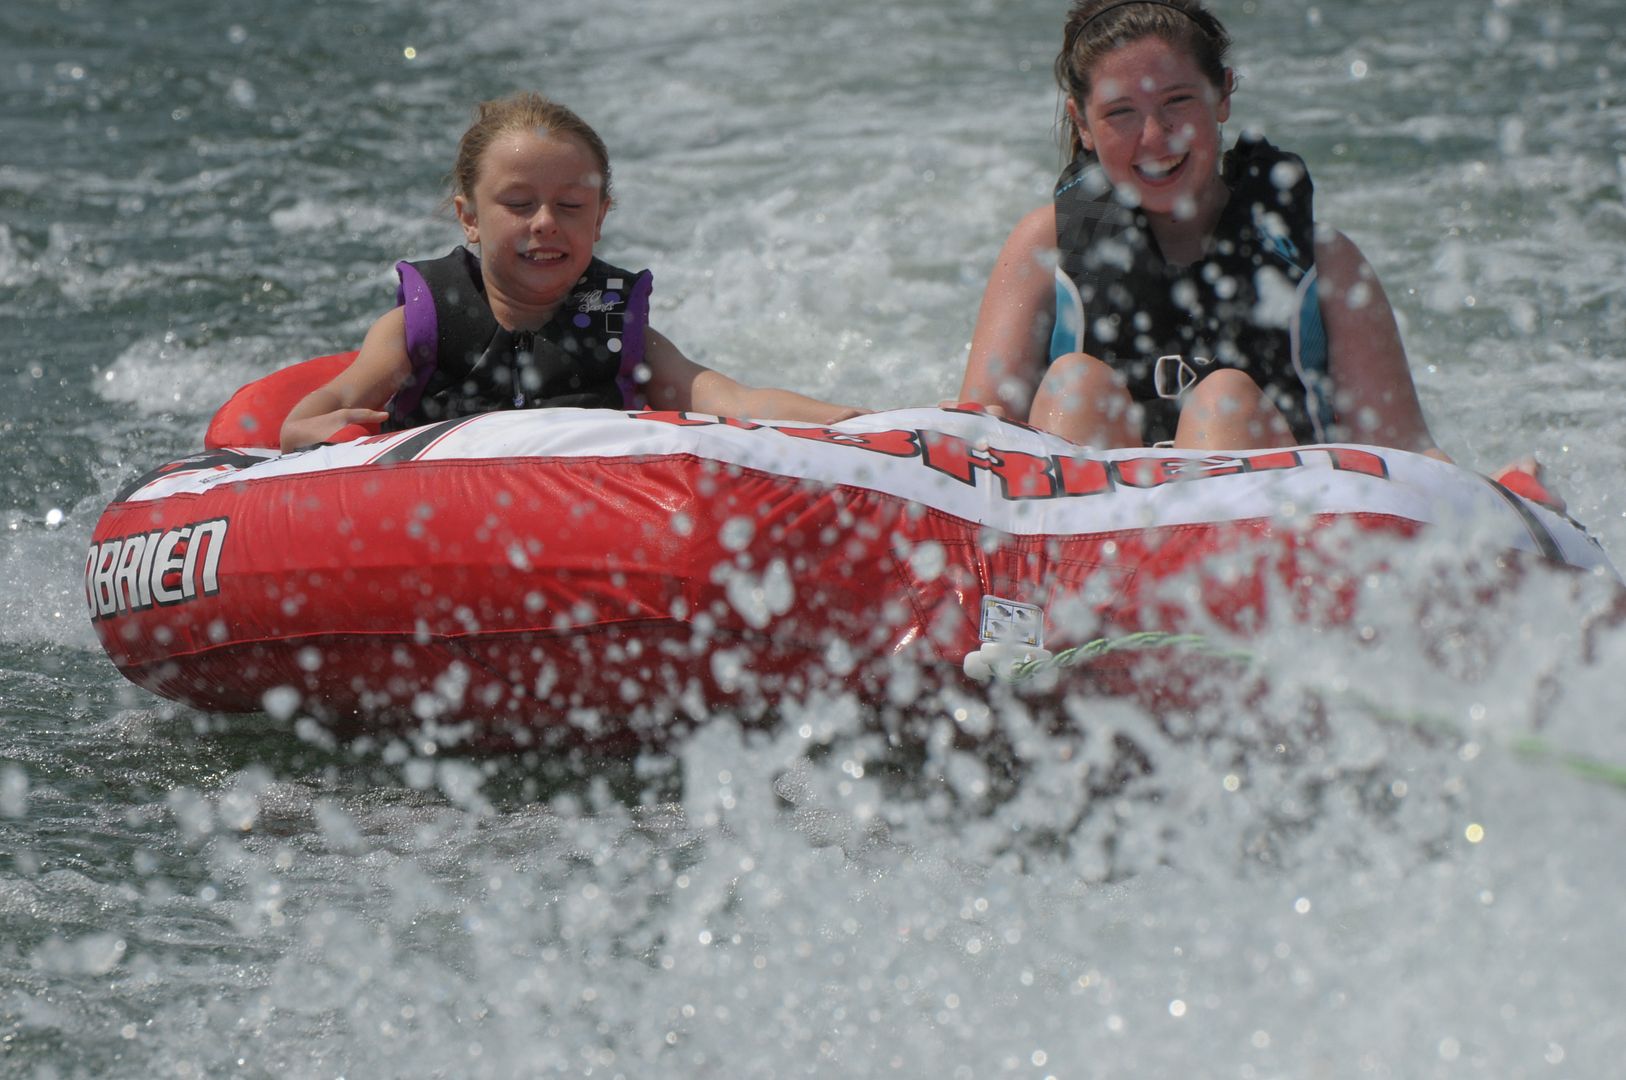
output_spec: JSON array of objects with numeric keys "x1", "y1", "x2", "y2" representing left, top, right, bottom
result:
[
  {"x1": 1133, "y1": 154, "x2": 1188, "y2": 183},
  {"x1": 519, "y1": 249, "x2": 567, "y2": 264}
]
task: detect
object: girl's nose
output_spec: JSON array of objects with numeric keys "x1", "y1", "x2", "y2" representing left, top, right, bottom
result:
[
  {"x1": 1147, "y1": 112, "x2": 1192, "y2": 153},
  {"x1": 530, "y1": 205, "x2": 557, "y2": 233}
]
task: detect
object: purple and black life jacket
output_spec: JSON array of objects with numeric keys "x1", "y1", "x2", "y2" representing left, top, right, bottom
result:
[{"x1": 385, "y1": 246, "x2": 652, "y2": 430}]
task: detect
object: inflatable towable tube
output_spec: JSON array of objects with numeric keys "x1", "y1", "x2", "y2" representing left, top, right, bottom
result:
[{"x1": 87, "y1": 356, "x2": 1618, "y2": 748}]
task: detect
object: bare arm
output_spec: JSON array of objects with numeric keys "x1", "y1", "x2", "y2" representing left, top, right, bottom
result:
[
  {"x1": 1318, "y1": 228, "x2": 1448, "y2": 461},
  {"x1": 279, "y1": 307, "x2": 410, "y2": 451},
  {"x1": 958, "y1": 205, "x2": 1058, "y2": 420},
  {"x1": 642, "y1": 329, "x2": 867, "y2": 424}
]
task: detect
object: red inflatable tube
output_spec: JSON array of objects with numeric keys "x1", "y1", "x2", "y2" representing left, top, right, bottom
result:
[
  {"x1": 204, "y1": 351, "x2": 379, "y2": 450},
  {"x1": 86, "y1": 357, "x2": 1618, "y2": 749}
]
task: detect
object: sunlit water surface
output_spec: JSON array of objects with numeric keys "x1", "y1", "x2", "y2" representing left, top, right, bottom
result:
[{"x1": 4, "y1": 0, "x2": 1626, "y2": 1075}]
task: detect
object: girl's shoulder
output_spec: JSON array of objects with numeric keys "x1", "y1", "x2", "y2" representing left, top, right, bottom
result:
[
  {"x1": 1005, "y1": 204, "x2": 1058, "y2": 252},
  {"x1": 1312, "y1": 227, "x2": 1365, "y2": 276}
]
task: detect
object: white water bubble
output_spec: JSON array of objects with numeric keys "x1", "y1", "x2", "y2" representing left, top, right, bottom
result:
[
  {"x1": 1252, "y1": 266, "x2": 1299, "y2": 328},
  {"x1": 709, "y1": 647, "x2": 746, "y2": 693},
  {"x1": 722, "y1": 559, "x2": 794, "y2": 629},
  {"x1": 167, "y1": 787, "x2": 215, "y2": 843},
  {"x1": 402, "y1": 757, "x2": 435, "y2": 789},
  {"x1": 0, "y1": 765, "x2": 27, "y2": 817},
  {"x1": 227, "y1": 78, "x2": 256, "y2": 109},
  {"x1": 217, "y1": 767, "x2": 271, "y2": 832},
  {"x1": 905, "y1": 539, "x2": 947, "y2": 581},
  {"x1": 823, "y1": 634, "x2": 856, "y2": 675},
  {"x1": 261, "y1": 685, "x2": 300, "y2": 721},
  {"x1": 719, "y1": 516, "x2": 755, "y2": 552},
  {"x1": 312, "y1": 799, "x2": 366, "y2": 853},
  {"x1": 436, "y1": 760, "x2": 492, "y2": 814},
  {"x1": 433, "y1": 661, "x2": 470, "y2": 708},
  {"x1": 1270, "y1": 160, "x2": 1305, "y2": 191}
]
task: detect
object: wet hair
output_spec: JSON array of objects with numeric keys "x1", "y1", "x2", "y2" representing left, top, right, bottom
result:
[
  {"x1": 1054, "y1": 0, "x2": 1232, "y2": 157},
  {"x1": 448, "y1": 92, "x2": 613, "y2": 205}
]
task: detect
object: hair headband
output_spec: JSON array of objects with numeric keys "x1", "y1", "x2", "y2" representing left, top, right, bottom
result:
[{"x1": 1070, "y1": 0, "x2": 1216, "y2": 47}]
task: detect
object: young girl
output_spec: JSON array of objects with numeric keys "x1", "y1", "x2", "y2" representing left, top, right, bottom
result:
[
  {"x1": 956, "y1": 0, "x2": 1445, "y2": 458},
  {"x1": 281, "y1": 93, "x2": 864, "y2": 451}
]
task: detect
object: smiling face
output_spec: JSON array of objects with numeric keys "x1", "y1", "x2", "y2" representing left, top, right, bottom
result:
[
  {"x1": 1070, "y1": 35, "x2": 1231, "y2": 223},
  {"x1": 454, "y1": 128, "x2": 610, "y2": 327}
]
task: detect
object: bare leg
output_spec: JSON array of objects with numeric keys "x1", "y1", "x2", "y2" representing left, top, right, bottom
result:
[
  {"x1": 1029, "y1": 352, "x2": 1143, "y2": 448},
  {"x1": 1174, "y1": 369, "x2": 1295, "y2": 450}
]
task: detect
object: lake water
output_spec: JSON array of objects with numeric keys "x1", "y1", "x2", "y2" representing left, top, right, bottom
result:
[{"x1": 4, "y1": 0, "x2": 1626, "y2": 1075}]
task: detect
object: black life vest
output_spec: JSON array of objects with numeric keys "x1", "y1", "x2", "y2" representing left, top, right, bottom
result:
[
  {"x1": 1051, "y1": 134, "x2": 1332, "y2": 444},
  {"x1": 385, "y1": 247, "x2": 652, "y2": 431}
]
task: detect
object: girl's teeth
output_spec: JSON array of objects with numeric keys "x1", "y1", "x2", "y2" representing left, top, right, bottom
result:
[{"x1": 1137, "y1": 156, "x2": 1184, "y2": 180}]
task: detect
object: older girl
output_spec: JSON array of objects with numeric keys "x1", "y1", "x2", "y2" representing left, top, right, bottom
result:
[
  {"x1": 958, "y1": 0, "x2": 1443, "y2": 457},
  {"x1": 282, "y1": 93, "x2": 862, "y2": 451}
]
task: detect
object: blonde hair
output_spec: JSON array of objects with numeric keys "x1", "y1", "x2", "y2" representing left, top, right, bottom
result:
[{"x1": 448, "y1": 92, "x2": 613, "y2": 203}]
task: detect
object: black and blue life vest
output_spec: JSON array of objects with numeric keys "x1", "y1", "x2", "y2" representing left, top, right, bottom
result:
[
  {"x1": 1050, "y1": 134, "x2": 1332, "y2": 444},
  {"x1": 385, "y1": 247, "x2": 652, "y2": 430}
]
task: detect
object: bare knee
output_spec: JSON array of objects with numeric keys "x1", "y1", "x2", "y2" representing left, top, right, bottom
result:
[
  {"x1": 1030, "y1": 353, "x2": 1142, "y2": 448},
  {"x1": 1176, "y1": 369, "x2": 1294, "y2": 450},
  {"x1": 1189, "y1": 368, "x2": 1266, "y2": 408}
]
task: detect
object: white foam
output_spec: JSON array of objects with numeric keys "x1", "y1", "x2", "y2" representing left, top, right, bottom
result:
[{"x1": 96, "y1": 335, "x2": 284, "y2": 419}]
